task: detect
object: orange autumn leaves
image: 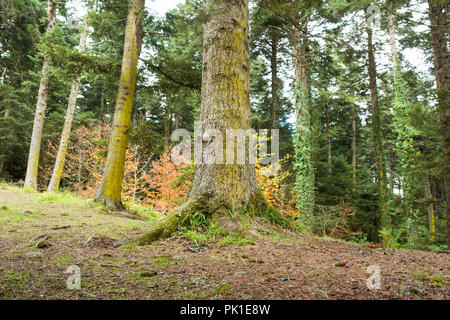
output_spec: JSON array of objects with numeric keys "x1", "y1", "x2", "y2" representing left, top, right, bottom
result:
[
  {"x1": 40, "y1": 124, "x2": 294, "y2": 215},
  {"x1": 141, "y1": 153, "x2": 191, "y2": 213},
  {"x1": 40, "y1": 124, "x2": 191, "y2": 212}
]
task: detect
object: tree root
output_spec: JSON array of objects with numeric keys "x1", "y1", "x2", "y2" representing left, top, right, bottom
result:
[
  {"x1": 117, "y1": 190, "x2": 281, "y2": 246},
  {"x1": 93, "y1": 194, "x2": 126, "y2": 211}
]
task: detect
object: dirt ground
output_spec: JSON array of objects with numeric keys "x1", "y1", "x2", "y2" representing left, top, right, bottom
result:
[{"x1": 0, "y1": 185, "x2": 448, "y2": 300}]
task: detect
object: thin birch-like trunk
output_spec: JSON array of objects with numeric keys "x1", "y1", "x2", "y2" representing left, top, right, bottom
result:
[
  {"x1": 47, "y1": 9, "x2": 90, "y2": 192},
  {"x1": 23, "y1": 0, "x2": 57, "y2": 190},
  {"x1": 387, "y1": 0, "x2": 398, "y2": 80}
]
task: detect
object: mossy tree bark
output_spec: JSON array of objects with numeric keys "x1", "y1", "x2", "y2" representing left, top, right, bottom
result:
[
  {"x1": 428, "y1": 0, "x2": 450, "y2": 249},
  {"x1": 94, "y1": 0, "x2": 145, "y2": 209},
  {"x1": 137, "y1": 0, "x2": 265, "y2": 245},
  {"x1": 23, "y1": 0, "x2": 57, "y2": 190},
  {"x1": 48, "y1": 8, "x2": 91, "y2": 192}
]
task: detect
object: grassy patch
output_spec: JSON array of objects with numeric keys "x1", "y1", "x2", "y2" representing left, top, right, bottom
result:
[
  {"x1": 37, "y1": 191, "x2": 82, "y2": 204},
  {"x1": 53, "y1": 256, "x2": 75, "y2": 266},
  {"x1": 430, "y1": 275, "x2": 446, "y2": 287},
  {"x1": 182, "y1": 230, "x2": 210, "y2": 246},
  {"x1": 152, "y1": 256, "x2": 171, "y2": 267},
  {"x1": 125, "y1": 202, "x2": 158, "y2": 220},
  {"x1": 178, "y1": 211, "x2": 228, "y2": 245},
  {"x1": 219, "y1": 235, "x2": 255, "y2": 246}
]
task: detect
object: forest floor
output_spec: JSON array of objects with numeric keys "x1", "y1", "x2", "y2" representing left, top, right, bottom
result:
[{"x1": 0, "y1": 184, "x2": 448, "y2": 300}]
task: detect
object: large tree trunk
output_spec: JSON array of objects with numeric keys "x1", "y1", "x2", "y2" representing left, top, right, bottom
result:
[
  {"x1": 428, "y1": 0, "x2": 450, "y2": 249},
  {"x1": 367, "y1": 20, "x2": 390, "y2": 246},
  {"x1": 188, "y1": 0, "x2": 258, "y2": 205},
  {"x1": 23, "y1": 0, "x2": 57, "y2": 190},
  {"x1": 48, "y1": 9, "x2": 90, "y2": 192},
  {"x1": 136, "y1": 0, "x2": 267, "y2": 246},
  {"x1": 291, "y1": 19, "x2": 314, "y2": 224},
  {"x1": 94, "y1": 0, "x2": 145, "y2": 209}
]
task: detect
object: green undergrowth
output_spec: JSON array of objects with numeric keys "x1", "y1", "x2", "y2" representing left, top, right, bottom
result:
[
  {"x1": 177, "y1": 198, "x2": 297, "y2": 247},
  {"x1": 124, "y1": 201, "x2": 159, "y2": 220},
  {"x1": 36, "y1": 190, "x2": 83, "y2": 204}
]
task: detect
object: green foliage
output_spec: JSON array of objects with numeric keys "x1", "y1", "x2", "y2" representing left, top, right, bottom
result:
[
  {"x1": 219, "y1": 236, "x2": 255, "y2": 247},
  {"x1": 178, "y1": 211, "x2": 227, "y2": 245}
]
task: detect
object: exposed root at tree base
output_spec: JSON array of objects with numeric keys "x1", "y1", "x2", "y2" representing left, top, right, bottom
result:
[
  {"x1": 127, "y1": 190, "x2": 291, "y2": 246},
  {"x1": 93, "y1": 194, "x2": 126, "y2": 212}
]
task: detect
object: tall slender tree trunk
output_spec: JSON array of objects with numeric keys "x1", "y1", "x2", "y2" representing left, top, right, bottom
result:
[
  {"x1": 94, "y1": 0, "x2": 145, "y2": 209},
  {"x1": 387, "y1": 0, "x2": 398, "y2": 194},
  {"x1": 136, "y1": 0, "x2": 266, "y2": 246},
  {"x1": 428, "y1": 0, "x2": 450, "y2": 249},
  {"x1": 387, "y1": 0, "x2": 398, "y2": 80},
  {"x1": 163, "y1": 101, "x2": 171, "y2": 153},
  {"x1": 77, "y1": 141, "x2": 83, "y2": 195},
  {"x1": 352, "y1": 104, "x2": 357, "y2": 189},
  {"x1": 270, "y1": 34, "x2": 278, "y2": 129},
  {"x1": 23, "y1": 0, "x2": 57, "y2": 190},
  {"x1": 0, "y1": 108, "x2": 10, "y2": 174},
  {"x1": 367, "y1": 20, "x2": 390, "y2": 246},
  {"x1": 325, "y1": 91, "x2": 331, "y2": 176},
  {"x1": 48, "y1": 9, "x2": 91, "y2": 192},
  {"x1": 387, "y1": 152, "x2": 393, "y2": 192},
  {"x1": 291, "y1": 18, "x2": 314, "y2": 224},
  {"x1": 99, "y1": 88, "x2": 105, "y2": 120},
  {"x1": 424, "y1": 175, "x2": 436, "y2": 240}
]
